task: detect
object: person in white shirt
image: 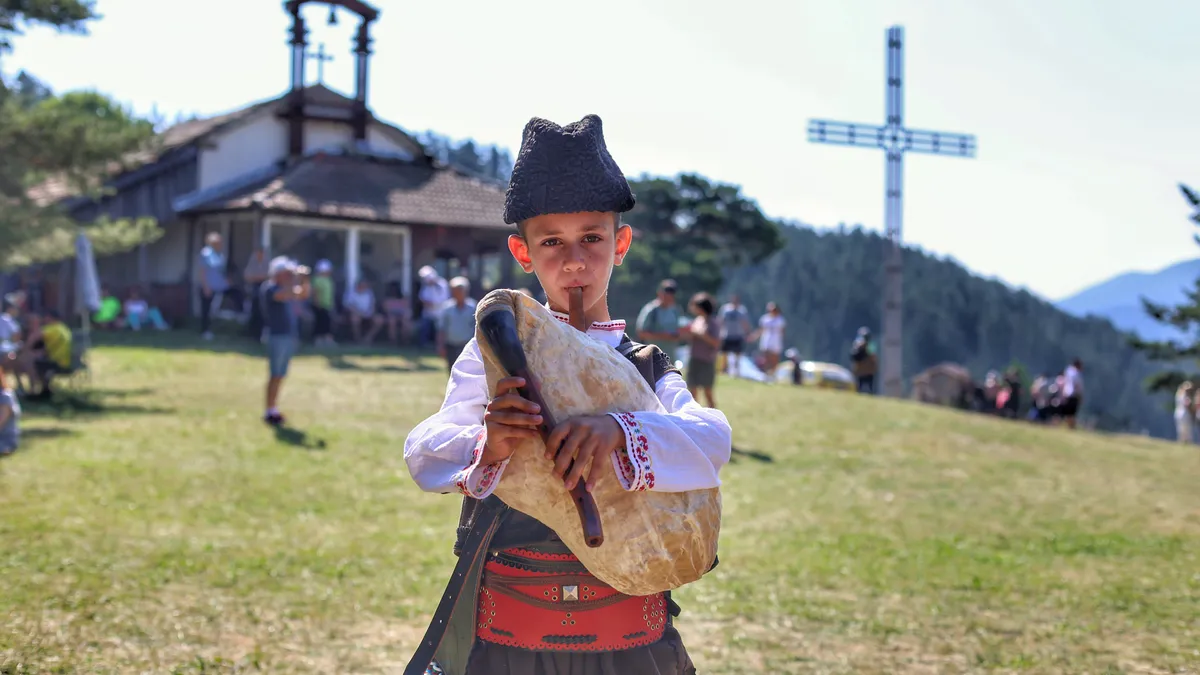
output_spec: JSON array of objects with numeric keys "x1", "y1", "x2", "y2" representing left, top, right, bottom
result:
[
  {"x1": 749, "y1": 302, "x2": 786, "y2": 374},
  {"x1": 1174, "y1": 381, "x2": 1194, "y2": 443},
  {"x1": 342, "y1": 279, "x2": 384, "y2": 344},
  {"x1": 417, "y1": 265, "x2": 450, "y2": 347},
  {"x1": 1059, "y1": 359, "x2": 1084, "y2": 429}
]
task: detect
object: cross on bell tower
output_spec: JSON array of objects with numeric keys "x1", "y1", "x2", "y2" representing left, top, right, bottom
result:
[{"x1": 283, "y1": 0, "x2": 380, "y2": 159}]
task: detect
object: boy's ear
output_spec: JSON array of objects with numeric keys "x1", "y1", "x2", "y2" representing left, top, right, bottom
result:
[
  {"x1": 614, "y1": 224, "x2": 633, "y2": 266},
  {"x1": 508, "y1": 234, "x2": 534, "y2": 273}
]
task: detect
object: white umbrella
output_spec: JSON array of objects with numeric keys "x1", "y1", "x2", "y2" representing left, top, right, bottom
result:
[{"x1": 74, "y1": 230, "x2": 101, "y2": 314}]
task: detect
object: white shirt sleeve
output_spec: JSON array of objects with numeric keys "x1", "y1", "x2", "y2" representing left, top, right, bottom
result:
[
  {"x1": 403, "y1": 339, "x2": 509, "y2": 497},
  {"x1": 404, "y1": 347, "x2": 732, "y2": 499},
  {"x1": 606, "y1": 371, "x2": 731, "y2": 492}
]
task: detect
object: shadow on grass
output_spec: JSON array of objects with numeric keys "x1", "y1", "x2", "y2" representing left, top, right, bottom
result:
[
  {"x1": 273, "y1": 424, "x2": 328, "y2": 451},
  {"x1": 21, "y1": 427, "x2": 78, "y2": 442},
  {"x1": 730, "y1": 445, "x2": 774, "y2": 463},
  {"x1": 21, "y1": 387, "x2": 174, "y2": 420},
  {"x1": 89, "y1": 330, "x2": 438, "y2": 370},
  {"x1": 324, "y1": 353, "x2": 437, "y2": 373},
  {"x1": 0, "y1": 426, "x2": 78, "y2": 460}
]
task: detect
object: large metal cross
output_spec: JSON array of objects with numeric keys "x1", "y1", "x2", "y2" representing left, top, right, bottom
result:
[{"x1": 807, "y1": 25, "x2": 977, "y2": 398}]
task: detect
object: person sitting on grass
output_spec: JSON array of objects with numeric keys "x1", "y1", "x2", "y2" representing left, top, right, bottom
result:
[
  {"x1": 262, "y1": 257, "x2": 309, "y2": 426},
  {"x1": 13, "y1": 310, "x2": 71, "y2": 399},
  {"x1": 123, "y1": 287, "x2": 169, "y2": 331},
  {"x1": 0, "y1": 369, "x2": 19, "y2": 457},
  {"x1": 343, "y1": 278, "x2": 384, "y2": 345},
  {"x1": 93, "y1": 287, "x2": 123, "y2": 329}
]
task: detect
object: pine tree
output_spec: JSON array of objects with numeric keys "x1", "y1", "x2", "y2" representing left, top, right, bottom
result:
[
  {"x1": 0, "y1": 0, "x2": 161, "y2": 269},
  {"x1": 1128, "y1": 183, "x2": 1200, "y2": 393}
]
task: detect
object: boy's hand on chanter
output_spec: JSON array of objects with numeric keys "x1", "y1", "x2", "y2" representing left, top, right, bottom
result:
[
  {"x1": 481, "y1": 377, "x2": 543, "y2": 465},
  {"x1": 546, "y1": 415, "x2": 627, "y2": 492}
]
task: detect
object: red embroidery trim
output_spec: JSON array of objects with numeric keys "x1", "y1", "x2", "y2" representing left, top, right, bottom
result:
[
  {"x1": 549, "y1": 313, "x2": 627, "y2": 332},
  {"x1": 456, "y1": 431, "x2": 504, "y2": 498},
  {"x1": 613, "y1": 412, "x2": 655, "y2": 491}
]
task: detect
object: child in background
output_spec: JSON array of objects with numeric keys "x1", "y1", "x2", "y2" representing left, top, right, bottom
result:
[
  {"x1": 0, "y1": 369, "x2": 20, "y2": 456},
  {"x1": 123, "y1": 287, "x2": 169, "y2": 331},
  {"x1": 311, "y1": 260, "x2": 336, "y2": 346}
]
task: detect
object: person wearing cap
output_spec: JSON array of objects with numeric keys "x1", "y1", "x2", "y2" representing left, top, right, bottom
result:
[
  {"x1": 635, "y1": 279, "x2": 682, "y2": 363},
  {"x1": 404, "y1": 114, "x2": 729, "y2": 675},
  {"x1": 417, "y1": 266, "x2": 450, "y2": 347},
  {"x1": 311, "y1": 259, "x2": 336, "y2": 346},
  {"x1": 436, "y1": 276, "x2": 476, "y2": 371},
  {"x1": 261, "y1": 257, "x2": 309, "y2": 426}
]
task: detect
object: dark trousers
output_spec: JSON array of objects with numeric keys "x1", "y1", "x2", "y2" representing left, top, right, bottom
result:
[
  {"x1": 313, "y1": 307, "x2": 333, "y2": 340},
  {"x1": 444, "y1": 342, "x2": 466, "y2": 371},
  {"x1": 247, "y1": 282, "x2": 265, "y2": 338},
  {"x1": 857, "y1": 374, "x2": 875, "y2": 394},
  {"x1": 199, "y1": 290, "x2": 214, "y2": 333}
]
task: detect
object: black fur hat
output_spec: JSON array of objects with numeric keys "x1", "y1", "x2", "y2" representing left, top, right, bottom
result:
[{"x1": 503, "y1": 114, "x2": 636, "y2": 225}]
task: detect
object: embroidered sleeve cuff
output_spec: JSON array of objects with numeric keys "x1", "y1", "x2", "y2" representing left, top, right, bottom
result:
[
  {"x1": 608, "y1": 412, "x2": 656, "y2": 492},
  {"x1": 452, "y1": 431, "x2": 508, "y2": 499}
]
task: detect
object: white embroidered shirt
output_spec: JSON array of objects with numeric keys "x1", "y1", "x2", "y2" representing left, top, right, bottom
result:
[{"x1": 403, "y1": 310, "x2": 732, "y2": 499}]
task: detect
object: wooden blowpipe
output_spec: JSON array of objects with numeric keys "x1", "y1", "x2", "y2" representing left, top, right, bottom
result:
[{"x1": 476, "y1": 294, "x2": 605, "y2": 547}]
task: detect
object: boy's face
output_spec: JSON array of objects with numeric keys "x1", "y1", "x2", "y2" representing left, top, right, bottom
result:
[{"x1": 508, "y1": 211, "x2": 632, "y2": 313}]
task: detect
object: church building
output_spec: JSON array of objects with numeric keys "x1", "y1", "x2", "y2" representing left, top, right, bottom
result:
[{"x1": 38, "y1": 0, "x2": 513, "y2": 319}]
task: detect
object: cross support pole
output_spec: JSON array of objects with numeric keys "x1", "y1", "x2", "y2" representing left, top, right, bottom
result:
[{"x1": 807, "y1": 25, "x2": 977, "y2": 399}]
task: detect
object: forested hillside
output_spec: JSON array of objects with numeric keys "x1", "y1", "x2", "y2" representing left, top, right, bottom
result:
[{"x1": 721, "y1": 224, "x2": 1171, "y2": 437}]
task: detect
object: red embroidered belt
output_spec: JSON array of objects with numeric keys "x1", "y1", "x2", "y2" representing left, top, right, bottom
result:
[{"x1": 475, "y1": 547, "x2": 668, "y2": 652}]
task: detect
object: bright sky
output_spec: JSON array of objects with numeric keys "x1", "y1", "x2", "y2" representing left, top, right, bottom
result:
[{"x1": 4, "y1": 0, "x2": 1198, "y2": 300}]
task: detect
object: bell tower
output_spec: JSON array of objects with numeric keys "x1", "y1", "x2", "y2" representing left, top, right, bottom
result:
[{"x1": 283, "y1": 0, "x2": 380, "y2": 159}]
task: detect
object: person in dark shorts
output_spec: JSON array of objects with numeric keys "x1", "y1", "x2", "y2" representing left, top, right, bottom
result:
[
  {"x1": 685, "y1": 292, "x2": 721, "y2": 408},
  {"x1": 717, "y1": 294, "x2": 750, "y2": 377},
  {"x1": 261, "y1": 257, "x2": 309, "y2": 426}
]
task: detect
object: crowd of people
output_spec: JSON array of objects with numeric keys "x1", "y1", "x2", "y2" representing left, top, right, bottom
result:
[{"x1": 971, "y1": 360, "x2": 1086, "y2": 429}]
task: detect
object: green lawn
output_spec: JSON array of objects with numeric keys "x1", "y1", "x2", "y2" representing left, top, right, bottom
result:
[{"x1": 1, "y1": 334, "x2": 1198, "y2": 674}]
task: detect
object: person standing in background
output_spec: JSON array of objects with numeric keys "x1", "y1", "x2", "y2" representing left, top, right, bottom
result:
[
  {"x1": 635, "y1": 279, "x2": 682, "y2": 363},
  {"x1": 261, "y1": 257, "x2": 309, "y2": 426},
  {"x1": 717, "y1": 294, "x2": 751, "y2": 378},
  {"x1": 1174, "y1": 381, "x2": 1194, "y2": 443},
  {"x1": 749, "y1": 302, "x2": 786, "y2": 374},
  {"x1": 196, "y1": 232, "x2": 229, "y2": 340},
  {"x1": 1060, "y1": 359, "x2": 1084, "y2": 429},
  {"x1": 684, "y1": 292, "x2": 721, "y2": 408},
  {"x1": 417, "y1": 266, "x2": 450, "y2": 347},
  {"x1": 850, "y1": 327, "x2": 877, "y2": 394},
  {"x1": 310, "y1": 260, "x2": 336, "y2": 346},
  {"x1": 436, "y1": 276, "x2": 476, "y2": 372}
]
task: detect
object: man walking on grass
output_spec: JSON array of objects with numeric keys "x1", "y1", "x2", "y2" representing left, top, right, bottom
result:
[{"x1": 262, "y1": 257, "x2": 309, "y2": 426}]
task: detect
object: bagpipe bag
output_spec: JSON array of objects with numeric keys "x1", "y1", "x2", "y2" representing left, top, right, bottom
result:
[{"x1": 474, "y1": 289, "x2": 721, "y2": 597}]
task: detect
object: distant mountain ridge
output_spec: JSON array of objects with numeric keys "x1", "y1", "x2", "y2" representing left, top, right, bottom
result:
[{"x1": 1056, "y1": 258, "x2": 1200, "y2": 340}]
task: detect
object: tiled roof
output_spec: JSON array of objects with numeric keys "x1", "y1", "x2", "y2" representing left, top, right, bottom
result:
[
  {"x1": 27, "y1": 85, "x2": 423, "y2": 208},
  {"x1": 181, "y1": 152, "x2": 509, "y2": 230}
]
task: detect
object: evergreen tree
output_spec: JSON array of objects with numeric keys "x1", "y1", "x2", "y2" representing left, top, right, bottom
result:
[
  {"x1": 1128, "y1": 183, "x2": 1200, "y2": 393},
  {"x1": 0, "y1": 0, "x2": 160, "y2": 269}
]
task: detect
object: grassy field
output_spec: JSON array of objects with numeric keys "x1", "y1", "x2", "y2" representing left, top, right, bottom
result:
[{"x1": 1, "y1": 333, "x2": 1198, "y2": 674}]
